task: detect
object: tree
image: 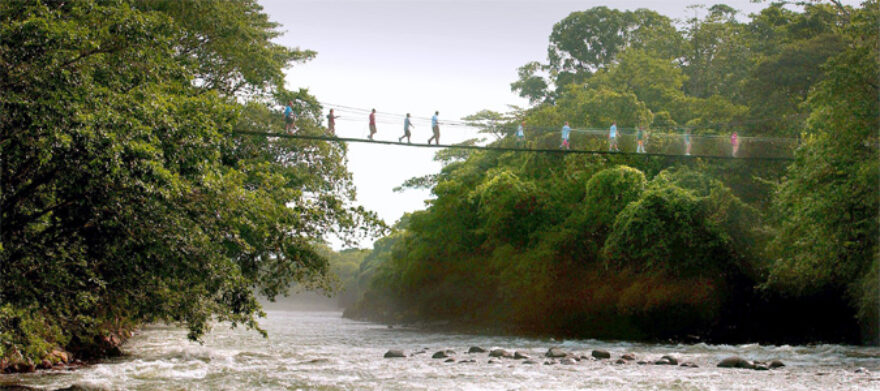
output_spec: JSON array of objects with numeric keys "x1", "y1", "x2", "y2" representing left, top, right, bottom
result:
[
  {"x1": 682, "y1": 5, "x2": 752, "y2": 101},
  {"x1": 462, "y1": 110, "x2": 515, "y2": 140},
  {"x1": 586, "y1": 48, "x2": 688, "y2": 116},
  {"x1": 512, "y1": 7, "x2": 680, "y2": 102},
  {"x1": 766, "y1": 0, "x2": 879, "y2": 343},
  {"x1": 0, "y1": 0, "x2": 380, "y2": 366}
]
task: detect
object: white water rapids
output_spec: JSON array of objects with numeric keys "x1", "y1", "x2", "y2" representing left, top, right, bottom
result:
[{"x1": 2, "y1": 310, "x2": 879, "y2": 390}]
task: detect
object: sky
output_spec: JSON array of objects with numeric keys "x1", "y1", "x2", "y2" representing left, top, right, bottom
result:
[{"x1": 256, "y1": 0, "x2": 816, "y2": 249}]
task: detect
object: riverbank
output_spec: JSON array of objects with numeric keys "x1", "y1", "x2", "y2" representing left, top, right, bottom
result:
[
  {"x1": 341, "y1": 289, "x2": 867, "y2": 347},
  {"x1": 0, "y1": 323, "x2": 134, "y2": 375}
]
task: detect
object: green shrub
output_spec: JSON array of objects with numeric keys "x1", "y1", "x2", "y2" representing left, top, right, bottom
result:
[
  {"x1": 603, "y1": 185, "x2": 732, "y2": 277},
  {"x1": 0, "y1": 305, "x2": 66, "y2": 364},
  {"x1": 470, "y1": 170, "x2": 546, "y2": 246},
  {"x1": 583, "y1": 166, "x2": 647, "y2": 231}
]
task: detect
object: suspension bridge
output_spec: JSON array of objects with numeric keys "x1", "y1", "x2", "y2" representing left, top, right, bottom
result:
[{"x1": 245, "y1": 101, "x2": 801, "y2": 162}]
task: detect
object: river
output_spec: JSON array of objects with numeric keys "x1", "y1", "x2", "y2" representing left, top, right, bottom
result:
[{"x1": 1, "y1": 310, "x2": 879, "y2": 390}]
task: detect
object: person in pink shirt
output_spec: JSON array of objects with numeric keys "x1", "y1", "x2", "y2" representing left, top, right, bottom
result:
[
  {"x1": 326, "y1": 109, "x2": 340, "y2": 136},
  {"x1": 368, "y1": 109, "x2": 377, "y2": 140},
  {"x1": 731, "y1": 131, "x2": 739, "y2": 157}
]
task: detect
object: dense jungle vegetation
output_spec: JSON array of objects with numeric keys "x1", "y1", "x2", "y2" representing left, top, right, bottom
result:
[
  {"x1": 0, "y1": 0, "x2": 382, "y2": 370},
  {"x1": 346, "y1": 1, "x2": 880, "y2": 345}
]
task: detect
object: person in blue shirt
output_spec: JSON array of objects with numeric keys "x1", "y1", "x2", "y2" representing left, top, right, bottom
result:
[
  {"x1": 684, "y1": 130, "x2": 691, "y2": 156},
  {"x1": 399, "y1": 113, "x2": 414, "y2": 144},
  {"x1": 428, "y1": 111, "x2": 440, "y2": 145},
  {"x1": 516, "y1": 121, "x2": 525, "y2": 147},
  {"x1": 284, "y1": 100, "x2": 297, "y2": 134},
  {"x1": 561, "y1": 122, "x2": 571, "y2": 150},
  {"x1": 609, "y1": 121, "x2": 619, "y2": 152}
]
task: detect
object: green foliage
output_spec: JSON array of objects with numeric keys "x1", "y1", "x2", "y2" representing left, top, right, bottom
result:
[
  {"x1": 583, "y1": 166, "x2": 646, "y2": 231},
  {"x1": 0, "y1": 305, "x2": 66, "y2": 364},
  {"x1": 0, "y1": 0, "x2": 381, "y2": 365},
  {"x1": 766, "y1": 0, "x2": 879, "y2": 340},
  {"x1": 346, "y1": 1, "x2": 877, "y2": 344},
  {"x1": 604, "y1": 168, "x2": 762, "y2": 280},
  {"x1": 604, "y1": 185, "x2": 731, "y2": 277},
  {"x1": 512, "y1": 7, "x2": 678, "y2": 102},
  {"x1": 470, "y1": 170, "x2": 546, "y2": 247},
  {"x1": 587, "y1": 49, "x2": 687, "y2": 116}
]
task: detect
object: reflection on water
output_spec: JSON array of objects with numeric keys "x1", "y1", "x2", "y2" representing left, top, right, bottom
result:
[{"x1": 2, "y1": 310, "x2": 879, "y2": 390}]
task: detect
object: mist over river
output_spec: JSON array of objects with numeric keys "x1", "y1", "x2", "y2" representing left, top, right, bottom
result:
[{"x1": 2, "y1": 310, "x2": 879, "y2": 390}]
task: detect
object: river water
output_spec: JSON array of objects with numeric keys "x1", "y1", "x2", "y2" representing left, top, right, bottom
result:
[{"x1": 2, "y1": 310, "x2": 879, "y2": 390}]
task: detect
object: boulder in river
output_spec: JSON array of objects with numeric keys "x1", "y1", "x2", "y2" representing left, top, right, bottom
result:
[
  {"x1": 514, "y1": 351, "x2": 530, "y2": 360},
  {"x1": 488, "y1": 359, "x2": 501, "y2": 364},
  {"x1": 523, "y1": 360, "x2": 538, "y2": 365},
  {"x1": 467, "y1": 346, "x2": 486, "y2": 354},
  {"x1": 560, "y1": 358, "x2": 577, "y2": 365},
  {"x1": 591, "y1": 350, "x2": 611, "y2": 359},
  {"x1": 384, "y1": 350, "x2": 406, "y2": 358},
  {"x1": 621, "y1": 353, "x2": 636, "y2": 361},
  {"x1": 489, "y1": 349, "x2": 513, "y2": 358},
  {"x1": 660, "y1": 355, "x2": 679, "y2": 365},
  {"x1": 717, "y1": 356, "x2": 754, "y2": 369},
  {"x1": 546, "y1": 347, "x2": 569, "y2": 358},
  {"x1": 637, "y1": 360, "x2": 648, "y2": 365},
  {"x1": 432, "y1": 350, "x2": 455, "y2": 359},
  {"x1": 444, "y1": 358, "x2": 455, "y2": 363},
  {"x1": 855, "y1": 367, "x2": 869, "y2": 374},
  {"x1": 679, "y1": 362, "x2": 698, "y2": 368},
  {"x1": 769, "y1": 360, "x2": 785, "y2": 369},
  {"x1": 544, "y1": 360, "x2": 556, "y2": 365}
]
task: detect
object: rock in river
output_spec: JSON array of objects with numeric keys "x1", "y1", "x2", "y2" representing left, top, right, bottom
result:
[
  {"x1": 660, "y1": 355, "x2": 679, "y2": 365},
  {"x1": 546, "y1": 347, "x2": 569, "y2": 358},
  {"x1": 467, "y1": 346, "x2": 486, "y2": 354},
  {"x1": 489, "y1": 349, "x2": 513, "y2": 358},
  {"x1": 514, "y1": 351, "x2": 530, "y2": 360},
  {"x1": 591, "y1": 350, "x2": 611, "y2": 359},
  {"x1": 717, "y1": 356, "x2": 754, "y2": 369},
  {"x1": 432, "y1": 350, "x2": 455, "y2": 359},
  {"x1": 384, "y1": 350, "x2": 406, "y2": 358}
]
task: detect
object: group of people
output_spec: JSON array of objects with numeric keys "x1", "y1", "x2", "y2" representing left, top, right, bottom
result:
[
  {"x1": 284, "y1": 101, "x2": 442, "y2": 145},
  {"x1": 557, "y1": 121, "x2": 741, "y2": 157},
  {"x1": 396, "y1": 111, "x2": 442, "y2": 145},
  {"x1": 285, "y1": 102, "x2": 742, "y2": 157}
]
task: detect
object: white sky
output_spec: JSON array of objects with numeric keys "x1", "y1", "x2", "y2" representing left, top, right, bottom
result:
[{"x1": 257, "y1": 0, "x2": 845, "y2": 249}]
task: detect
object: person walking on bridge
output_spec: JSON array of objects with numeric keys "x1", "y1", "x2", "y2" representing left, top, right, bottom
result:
[
  {"x1": 399, "y1": 113, "x2": 414, "y2": 144},
  {"x1": 428, "y1": 111, "x2": 440, "y2": 145},
  {"x1": 368, "y1": 109, "x2": 377, "y2": 140},
  {"x1": 284, "y1": 100, "x2": 297, "y2": 134},
  {"x1": 636, "y1": 126, "x2": 646, "y2": 153},
  {"x1": 609, "y1": 121, "x2": 619, "y2": 152},
  {"x1": 561, "y1": 122, "x2": 572, "y2": 150},
  {"x1": 684, "y1": 130, "x2": 691, "y2": 156},
  {"x1": 731, "y1": 131, "x2": 740, "y2": 157},
  {"x1": 516, "y1": 121, "x2": 525, "y2": 147},
  {"x1": 326, "y1": 109, "x2": 340, "y2": 136}
]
